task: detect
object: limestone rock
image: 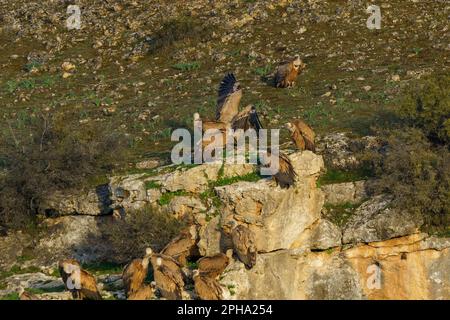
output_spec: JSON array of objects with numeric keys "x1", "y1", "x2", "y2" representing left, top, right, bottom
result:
[
  {"x1": 159, "y1": 163, "x2": 254, "y2": 193},
  {"x1": 289, "y1": 150, "x2": 324, "y2": 177},
  {"x1": 110, "y1": 174, "x2": 148, "y2": 211},
  {"x1": 310, "y1": 219, "x2": 342, "y2": 250},
  {"x1": 343, "y1": 195, "x2": 424, "y2": 244},
  {"x1": 197, "y1": 216, "x2": 223, "y2": 256},
  {"x1": 322, "y1": 180, "x2": 368, "y2": 205},
  {"x1": 215, "y1": 177, "x2": 324, "y2": 252},
  {"x1": 36, "y1": 215, "x2": 114, "y2": 265},
  {"x1": 39, "y1": 184, "x2": 112, "y2": 216},
  {"x1": 164, "y1": 196, "x2": 207, "y2": 219}
]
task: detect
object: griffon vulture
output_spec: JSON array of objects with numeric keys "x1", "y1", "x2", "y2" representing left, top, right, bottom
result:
[
  {"x1": 285, "y1": 119, "x2": 316, "y2": 152},
  {"x1": 128, "y1": 282, "x2": 156, "y2": 300},
  {"x1": 197, "y1": 249, "x2": 233, "y2": 279},
  {"x1": 153, "y1": 257, "x2": 184, "y2": 300},
  {"x1": 274, "y1": 55, "x2": 306, "y2": 88},
  {"x1": 65, "y1": 267, "x2": 102, "y2": 300},
  {"x1": 260, "y1": 150, "x2": 297, "y2": 189},
  {"x1": 59, "y1": 258, "x2": 82, "y2": 299},
  {"x1": 216, "y1": 73, "x2": 242, "y2": 123},
  {"x1": 122, "y1": 248, "x2": 153, "y2": 297},
  {"x1": 161, "y1": 225, "x2": 199, "y2": 266},
  {"x1": 192, "y1": 269, "x2": 223, "y2": 300},
  {"x1": 231, "y1": 225, "x2": 257, "y2": 269}
]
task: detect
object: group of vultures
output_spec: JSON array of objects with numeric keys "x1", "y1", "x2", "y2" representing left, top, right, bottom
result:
[{"x1": 19, "y1": 55, "x2": 316, "y2": 300}]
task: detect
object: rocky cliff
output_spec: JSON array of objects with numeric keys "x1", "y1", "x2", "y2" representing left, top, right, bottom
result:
[{"x1": 0, "y1": 148, "x2": 448, "y2": 300}]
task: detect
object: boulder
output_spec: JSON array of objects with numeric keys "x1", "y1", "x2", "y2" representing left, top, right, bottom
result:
[
  {"x1": 197, "y1": 216, "x2": 223, "y2": 256},
  {"x1": 39, "y1": 184, "x2": 112, "y2": 216},
  {"x1": 321, "y1": 180, "x2": 367, "y2": 205},
  {"x1": 215, "y1": 178, "x2": 324, "y2": 252},
  {"x1": 158, "y1": 163, "x2": 254, "y2": 193},
  {"x1": 109, "y1": 174, "x2": 148, "y2": 211},
  {"x1": 164, "y1": 196, "x2": 207, "y2": 219},
  {"x1": 342, "y1": 195, "x2": 424, "y2": 244},
  {"x1": 36, "y1": 215, "x2": 114, "y2": 265},
  {"x1": 310, "y1": 219, "x2": 342, "y2": 250}
]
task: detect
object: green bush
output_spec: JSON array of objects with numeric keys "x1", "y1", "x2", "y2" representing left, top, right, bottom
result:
[
  {"x1": 398, "y1": 75, "x2": 450, "y2": 144},
  {"x1": 103, "y1": 206, "x2": 185, "y2": 262},
  {"x1": 366, "y1": 128, "x2": 449, "y2": 233},
  {"x1": 0, "y1": 115, "x2": 129, "y2": 231}
]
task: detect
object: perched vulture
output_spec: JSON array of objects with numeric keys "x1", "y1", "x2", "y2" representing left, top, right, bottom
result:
[
  {"x1": 197, "y1": 249, "x2": 233, "y2": 279},
  {"x1": 193, "y1": 269, "x2": 223, "y2": 300},
  {"x1": 18, "y1": 287, "x2": 38, "y2": 300},
  {"x1": 122, "y1": 248, "x2": 153, "y2": 297},
  {"x1": 231, "y1": 105, "x2": 264, "y2": 133},
  {"x1": 216, "y1": 73, "x2": 242, "y2": 123},
  {"x1": 153, "y1": 257, "x2": 184, "y2": 300},
  {"x1": 161, "y1": 225, "x2": 199, "y2": 266},
  {"x1": 285, "y1": 119, "x2": 316, "y2": 152},
  {"x1": 231, "y1": 225, "x2": 257, "y2": 269},
  {"x1": 128, "y1": 282, "x2": 156, "y2": 300},
  {"x1": 274, "y1": 55, "x2": 306, "y2": 88},
  {"x1": 66, "y1": 268, "x2": 102, "y2": 300},
  {"x1": 260, "y1": 150, "x2": 297, "y2": 189},
  {"x1": 59, "y1": 258, "x2": 81, "y2": 299}
]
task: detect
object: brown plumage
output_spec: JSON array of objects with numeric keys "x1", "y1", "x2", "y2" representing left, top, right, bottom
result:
[
  {"x1": 161, "y1": 225, "x2": 199, "y2": 266},
  {"x1": 231, "y1": 225, "x2": 257, "y2": 269},
  {"x1": 193, "y1": 270, "x2": 223, "y2": 300},
  {"x1": 74, "y1": 269, "x2": 102, "y2": 300},
  {"x1": 128, "y1": 282, "x2": 156, "y2": 300},
  {"x1": 216, "y1": 73, "x2": 242, "y2": 124},
  {"x1": 59, "y1": 258, "x2": 82, "y2": 299},
  {"x1": 194, "y1": 112, "x2": 229, "y2": 152},
  {"x1": 260, "y1": 150, "x2": 297, "y2": 189},
  {"x1": 231, "y1": 105, "x2": 263, "y2": 133},
  {"x1": 285, "y1": 119, "x2": 316, "y2": 152},
  {"x1": 197, "y1": 250, "x2": 233, "y2": 279},
  {"x1": 152, "y1": 256, "x2": 184, "y2": 300},
  {"x1": 122, "y1": 248, "x2": 153, "y2": 297},
  {"x1": 274, "y1": 55, "x2": 306, "y2": 88}
]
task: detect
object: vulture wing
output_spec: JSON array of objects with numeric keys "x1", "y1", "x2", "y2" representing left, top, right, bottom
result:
[
  {"x1": 161, "y1": 230, "x2": 198, "y2": 266},
  {"x1": 293, "y1": 120, "x2": 315, "y2": 152},
  {"x1": 197, "y1": 253, "x2": 229, "y2": 278},
  {"x1": 274, "y1": 152, "x2": 297, "y2": 189},
  {"x1": 216, "y1": 73, "x2": 242, "y2": 123},
  {"x1": 231, "y1": 225, "x2": 257, "y2": 269},
  {"x1": 122, "y1": 259, "x2": 146, "y2": 296},
  {"x1": 232, "y1": 105, "x2": 263, "y2": 133},
  {"x1": 275, "y1": 63, "x2": 291, "y2": 87},
  {"x1": 194, "y1": 275, "x2": 223, "y2": 300},
  {"x1": 79, "y1": 270, "x2": 102, "y2": 300}
]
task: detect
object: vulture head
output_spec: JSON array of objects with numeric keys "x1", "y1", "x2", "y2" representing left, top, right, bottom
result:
[
  {"x1": 156, "y1": 257, "x2": 163, "y2": 267},
  {"x1": 192, "y1": 269, "x2": 200, "y2": 277},
  {"x1": 293, "y1": 55, "x2": 305, "y2": 70},
  {"x1": 285, "y1": 122, "x2": 296, "y2": 133},
  {"x1": 145, "y1": 248, "x2": 153, "y2": 256}
]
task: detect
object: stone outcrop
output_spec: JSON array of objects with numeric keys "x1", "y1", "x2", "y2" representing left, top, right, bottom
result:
[
  {"x1": 342, "y1": 195, "x2": 424, "y2": 244},
  {"x1": 321, "y1": 180, "x2": 368, "y2": 205}
]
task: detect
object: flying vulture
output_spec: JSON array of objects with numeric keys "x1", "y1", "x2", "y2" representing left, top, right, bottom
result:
[
  {"x1": 161, "y1": 225, "x2": 199, "y2": 266},
  {"x1": 216, "y1": 73, "x2": 242, "y2": 124},
  {"x1": 260, "y1": 150, "x2": 297, "y2": 189},
  {"x1": 192, "y1": 269, "x2": 223, "y2": 300},
  {"x1": 197, "y1": 249, "x2": 233, "y2": 279},
  {"x1": 274, "y1": 55, "x2": 306, "y2": 88},
  {"x1": 152, "y1": 257, "x2": 184, "y2": 300},
  {"x1": 231, "y1": 225, "x2": 257, "y2": 269},
  {"x1": 285, "y1": 119, "x2": 316, "y2": 152},
  {"x1": 122, "y1": 248, "x2": 153, "y2": 297}
]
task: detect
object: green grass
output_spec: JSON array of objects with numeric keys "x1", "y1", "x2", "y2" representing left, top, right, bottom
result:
[
  {"x1": 215, "y1": 171, "x2": 261, "y2": 187},
  {"x1": 145, "y1": 180, "x2": 161, "y2": 190},
  {"x1": 186, "y1": 261, "x2": 199, "y2": 269},
  {"x1": 24, "y1": 61, "x2": 42, "y2": 72},
  {"x1": 254, "y1": 64, "x2": 272, "y2": 77},
  {"x1": 158, "y1": 190, "x2": 189, "y2": 206},
  {"x1": 25, "y1": 285, "x2": 66, "y2": 294},
  {"x1": 0, "y1": 265, "x2": 41, "y2": 282},
  {"x1": 324, "y1": 202, "x2": 360, "y2": 228},
  {"x1": 0, "y1": 293, "x2": 19, "y2": 300},
  {"x1": 317, "y1": 167, "x2": 373, "y2": 187},
  {"x1": 81, "y1": 262, "x2": 124, "y2": 275},
  {"x1": 172, "y1": 61, "x2": 200, "y2": 72}
]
